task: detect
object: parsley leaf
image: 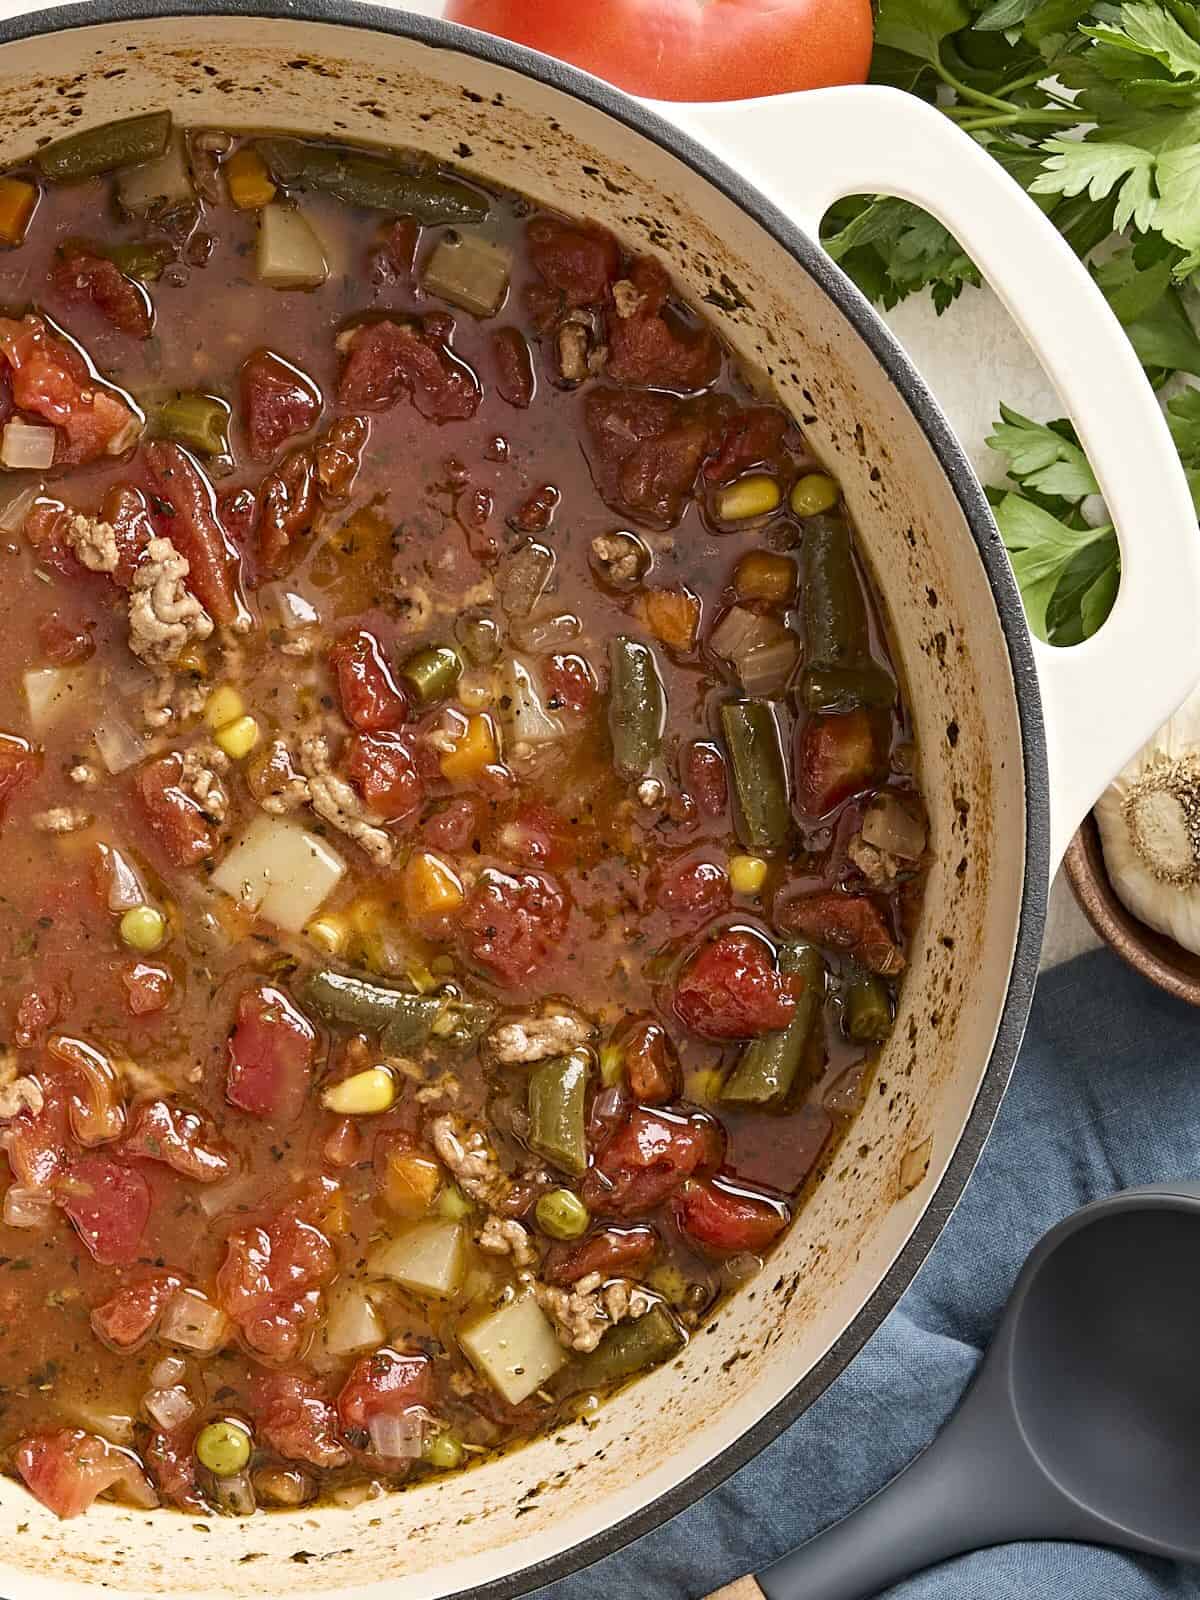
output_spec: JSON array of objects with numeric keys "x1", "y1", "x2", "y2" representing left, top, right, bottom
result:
[
  {"x1": 996, "y1": 492, "x2": 1117, "y2": 639},
  {"x1": 986, "y1": 404, "x2": 1101, "y2": 498}
]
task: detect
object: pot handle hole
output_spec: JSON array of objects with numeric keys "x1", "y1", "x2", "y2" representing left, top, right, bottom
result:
[{"x1": 652, "y1": 86, "x2": 1200, "y2": 873}]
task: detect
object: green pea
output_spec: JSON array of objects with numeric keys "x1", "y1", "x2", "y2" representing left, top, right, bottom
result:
[
  {"x1": 119, "y1": 905, "x2": 166, "y2": 953},
  {"x1": 789, "y1": 472, "x2": 840, "y2": 518},
  {"x1": 195, "y1": 1418, "x2": 252, "y2": 1477},
  {"x1": 422, "y1": 1431, "x2": 466, "y2": 1471},
  {"x1": 535, "y1": 1187, "x2": 590, "y2": 1240}
]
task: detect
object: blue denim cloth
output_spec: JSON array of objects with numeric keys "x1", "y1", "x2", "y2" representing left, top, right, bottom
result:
[{"x1": 534, "y1": 948, "x2": 1200, "y2": 1600}]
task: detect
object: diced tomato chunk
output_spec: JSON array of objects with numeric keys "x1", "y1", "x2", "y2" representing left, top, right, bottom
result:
[
  {"x1": 542, "y1": 1225, "x2": 658, "y2": 1286},
  {"x1": 583, "y1": 1106, "x2": 724, "y2": 1218},
  {"x1": 674, "y1": 930, "x2": 797, "y2": 1040},
  {"x1": 526, "y1": 216, "x2": 620, "y2": 323},
  {"x1": 491, "y1": 326, "x2": 535, "y2": 408},
  {"x1": 777, "y1": 890, "x2": 906, "y2": 976},
  {"x1": 420, "y1": 794, "x2": 481, "y2": 854},
  {"x1": 614, "y1": 1015, "x2": 681, "y2": 1105},
  {"x1": 345, "y1": 731, "x2": 423, "y2": 825},
  {"x1": 794, "y1": 710, "x2": 883, "y2": 817},
  {"x1": 0, "y1": 315, "x2": 140, "y2": 465},
  {"x1": 240, "y1": 348, "x2": 321, "y2": 461},
  {"x1": 227, "y1": 984, "x2": 317, "y2": 1124},
  {"x1": 255, "y1": 1372, "x2": 350, "y2": 1469},
  {"x1": 143, "y1": 441, "x2": 243, "y2": 625},
  {"x1": 57, "y1": 1153, "x2": 151, "y2": 1265},
  {"x1": 216, "y1": 1187, "x2": 338, "y2": 1363},
  {"x1": 16, "y1": 1428, "x2": 156, "y2": 1519},
  {"x1": 8, "y1": 1079, "x2": 71, "y2": 1190},
  {"x1": 457, "y1": 867, "x2": 569, "y2": 989},
  {"x1": 51, "y1": 243, "x2": 153, "y2": 340},
  {"x1": 584, "y1": 387, "x2": 727, "y2": 527},
  {"x1": 91, "y1": 1270, "x2": 183, "y2": 1351},
  {"x1": 336, "y1": 316, "x2": 481, "y2": 422},
  {"x1": 143, "y1": 1423, "x2": 204, "y2": 1511},
  {"x1": 257, "y1": 443, "x2": 316, "y2": 574},
  {"x1": 124, "y1": 1098, "x2": 232, "y2": 1183},
  {"x1": 135, "y1": 754, "x2": 214, "y2": 868},
  {"x1": 684, "y1": 740, "x2": 727, "y2": 819},
  {"x1": 218, "y1": 485, "x2": 258, "y2": 547},
  {"x1": 0, "y1": 733, "x2": 38, "y2": 819},
  {"x1": 655, "y1": 857, "x2": 730, "y2": 936},
  {"x1": 674, "y1": 1177, "x2": 789, "y2": 1253},
  {"x1": 329, "y1": 629, "x2": 409, "y2": 732},
  {"x1": 99, "y1": 483, "x2": 156, "y2": 586},
  {"x1": 703, "y1": 406, "x2": 792, "y2": 482},
  {"x1": 37, "y1": 613, "x2": 94, "y2": 665},
  {"x1": 372, "y1": 216, "x2": 420, "y2": 283},
  {"x1": 543, "y1": 652, "x2": 595, "y2": 717},
  {"x1": 14, "y1": 982, "x2": 62, "y2": 1047},
  {"x1": 121, "y1": 960, "x2": 173, "y2": 1017},
  {"x1": 607, "y1": 258, "x2": 720, "y2": 392},
  {"x1": 337, "y1": 1346, "x2": 434, "y2": 1462}
]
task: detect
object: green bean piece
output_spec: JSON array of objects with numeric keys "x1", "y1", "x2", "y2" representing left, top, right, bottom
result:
[
  {"x1": 844, "y1": 969, "x2": 893, "y2": 1043},
  {"x1": 801, "y1": 516, "x2": 895, "y2": 713},
  {"x1": 572, "y1": 1303, "x2": 685, "y2": 1391},
  {"x1": 156, "y1": 392, "x2": 231, "y2": 456},
  {"x1": 719, "y1": 700, "x2": 790, "y2": 850},
  {"x1": 527, "y1": 1051, "x2": 589, "y2": 1177},
  {"x1": 256, "y1": 138, "x2": 489, "y2": 225},
  {"x1": 399, "y1": 645, "x2": 463, "y2": 705},
  {"x1": 303, "y1": 969, "x2": 441, "y2": 1046},
  {"x1": 609, "y1": 635, "x2": 666, "y2": 782},
  {"x1": 429, "y1": 996, "x2": 495, "y2": 1051},
  {"x1": 723, "y1": 942, "x2": 824, "y2": 1106},
  {"x1": 38, "y1": 112, "x2": 171, "y2": 183},
  {"x1": 109, "y1": 240, "x2": 174, "y2": 283}
]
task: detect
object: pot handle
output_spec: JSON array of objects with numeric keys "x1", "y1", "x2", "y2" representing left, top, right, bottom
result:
[{"x1": 653, "y1": 85, "x2": 1200, "y2": 871}]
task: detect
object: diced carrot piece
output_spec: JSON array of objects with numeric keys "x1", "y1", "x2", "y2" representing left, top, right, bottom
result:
[
  {"x1": 225, "y1": 148, "x2": 276, "y2": 211},
  {"x1": 384, "y1": 1150, "x2": 442, "y2": 1218},
  {"x1": 637, "y1": 584, "x2": 700, "y2": 652},
  {"x1": 0, "y1": 178, "x2": 37, "y2": 248},
  {"x1": 403, "y1": 850, "x2": 465, "y2": 916},
  {"x1": 440, "y1": 713, "x2": 498, "y2": 781}
]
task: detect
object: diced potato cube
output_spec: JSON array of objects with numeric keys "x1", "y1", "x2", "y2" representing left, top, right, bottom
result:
[
  {"x1": 458, "y1": 1294, "x2": 566, "y2": 1406},
  {"x1": 211, "y1": 815, "x2": 345, "y2": 933},
  {"x1": 24, "y1": 666, "x2": 88, "y2": 736},
  {"x1": 422, "y1": 233, "x2": 511, "y2": 318},
  {"x1": 257, "y1": 204, "x2": 328, "y2": 290},
  {"x1": 369, "y1": 1220, "x2": 466, "y2": 1300}
]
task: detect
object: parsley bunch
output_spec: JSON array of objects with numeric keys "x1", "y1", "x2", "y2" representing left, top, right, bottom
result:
[{"x1": 823, "y1": 0, "x2": 1200, "y2": 641}]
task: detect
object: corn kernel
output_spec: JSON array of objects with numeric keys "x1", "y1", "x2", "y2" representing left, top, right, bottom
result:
[
  {"x1": 440, "y1": 714, "x2": 499, "y2": 782},
  {"x1": 225, "y1": 146, "x2": 277, "y2": 211},
  {"x1": 729, "y1": 854, "x2": 769, "y2": 895},
  {"x1": 321, "y1": 1066, "x2": 397, "y2": 1116},
  {"x1": 348, "y1": 896, "x2": 389, "y2": 936},
  {"x1": 789, "y1": 472, "x2": 840, "y2": 518},
  {"x1": 204, "y1": 685, "x2": 245, "y2": 730},
  {"x1": 119, "y1": 904, "x2": 167, "y2": 953},
  {"x1": 715, "y1": 474, "x2": 781, "y2": 522},
  {"x1": 404, "y1": 851, "x2": 465, "y2": 916},
  {"x1": 214, "y1": 714, "x2": 260, "y2": 761},
  {"x1": 305, "y1": 915, "x2": 348, "y2": 956}
]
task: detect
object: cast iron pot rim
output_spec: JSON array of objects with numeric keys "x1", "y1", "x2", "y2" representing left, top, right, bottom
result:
[{"x1": 0, "y1": 3, "x2": 1051, "y2": 1592}]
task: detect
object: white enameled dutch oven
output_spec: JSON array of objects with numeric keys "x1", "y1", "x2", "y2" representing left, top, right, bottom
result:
[{"x1": 0, "y1": 5, "x2": 1195, "y2": 1597}]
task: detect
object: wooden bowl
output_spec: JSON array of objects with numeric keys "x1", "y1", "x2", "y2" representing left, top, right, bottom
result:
[{"x1": 1064, "y1": 814, "x2": 1200, "y2": 1005}]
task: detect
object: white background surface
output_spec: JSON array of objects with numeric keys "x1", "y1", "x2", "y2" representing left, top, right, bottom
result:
[{"x1": 9, "y1": 0, "x2": 1100, "y2": 964}]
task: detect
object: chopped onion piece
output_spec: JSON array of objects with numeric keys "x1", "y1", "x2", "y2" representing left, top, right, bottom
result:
[
  {"x1": 0, "y1": 482, "x2": 41, "y2": 535},
  {"x1": 709, "y1": 605, "x2": 762, "y2": 661},
  {"x1": 511, "y1": 611, "x2": 581, "y2": 655},
  {"x1": 24, "y1": 666, "x2": 88, "y2": 736},
  {"x1": 860, "y1": 792, "x2": 927, "y2": 861},
  {"x1": 143, "y1": 1384, "x2": 196, "y2": 1431},
  {"x1": 499, "y1": 656, "x2": 563, "y2": 746},
  {"x1": 322, "y1": 1283, "x2": 384, "y2": 1356},
  {"x1": 1, "y1": 420, "x2": 56, "y2": 471},
  {"x1": 499, "y1": 542, "x2": 554, "y2": 618},
  {"x1": 367, "y1": 1407, "x2": 429, "y2": 1461},
  {"x1": 260, "y1": 582, "x2": 320, "y2": 630},
  {"x1": 94, "y1": 713, "x2": 145, "y2": 776},
  {"x1": 149, "y1": 1354, "x2": 187, "y2": 1388},
  {"x1": 3, "y1": 1185, "x2": 53, "y2": 1229},
  {"x1": 97, "y1": 841, "x2": 148, "y2": 912},
  {"x1": 735, "y1": 634, "x2": 800, "y2": 695},
  {"x1": 213, "y1": 1469, "x2": 256, "y2": 1515},
  {"x1": 160, "y1": 1288, "x2": 230, "y2": 1353}
]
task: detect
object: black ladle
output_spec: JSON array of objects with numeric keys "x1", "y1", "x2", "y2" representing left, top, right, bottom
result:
[{"x1": 706, "y1": 1184, "x2": 1200, "y2": 1600}]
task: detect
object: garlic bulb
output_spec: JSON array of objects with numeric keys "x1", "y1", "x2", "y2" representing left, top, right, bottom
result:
[{"x1": 1095, "y1": 683, "x2": 1200, "y2": 953}]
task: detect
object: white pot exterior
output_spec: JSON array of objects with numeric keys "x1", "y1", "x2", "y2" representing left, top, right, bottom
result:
[{"x1": 0, "y1": 9, "x2": 1190, "y2": 1598}]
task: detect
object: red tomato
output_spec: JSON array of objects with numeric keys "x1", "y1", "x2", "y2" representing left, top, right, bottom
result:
[
  {"x1": 655, "y1": 856, "x2": 730, "y2": 935},
  {"x1": 134, "y1": 754, "x2": 215, "y2": 868},
  {"x1": 121, "y1": 960, "x2": 173, "y2": 1017},
  {"x1": 36, "y1": 613, "x2": 95, "y2": 665},
  {"x1": 8, "y1": 1079, "x2": 72, "y2": 1190},
  {"x1": 337, "y1": 316, "x2": 482, "y2": 421},
  {"x1": 794, "y1": 709, "x2": 882, "y2": 817},
  {"x1": 240, "y1": 348, "x2": 322, "y2": 461},
  {"x1": 0, "y1": 315, "x2": 139, "y2": 465},
  {"x1": 612, "y1": 1014, "x2": 681, "y2": 1105},
  {"x1": 582, "y1": 1106, "x2": 724, "y2": 1216},
  {"x1": 143, "y1": 1423, "x2": 204, "y2": 1511},
  {"x1": 607, "y1": 257, "x2": 719, "y2": 392},
  {"x1": 124, "y1": 1098, "x2": 233, "y2": 1184},
  {"x1": 217, "y1": 1189, "x2": 338, "y2": 1363},
  {"x1": 345, "y1": 731, "x2": 424, "y2": 825},
  {"x1": 255, "y1": 1373, "x2": 350, "y2": 1469},
  {"x1": 777, "y1": 890, "x2": 905, "y2": 976},
  {"x1": 13, "y1": 981, "x2": 62, "y2": 1047},
  {"x1": 491, "y1": 326, "x2": 535, "y2": 408},
  {"x1": 543, "y1": 653, "x2": 595, "y2": 717},
  {"x1": 372, "y1": 217, "x2": 420, "y2": 283},
  {"x1": 674, "y1": 1177, "x2": 789, "y2": 1253},
  {"x1": 673, "y1": 929, "x2": 797, "y2": 1040},
  {"x1": 337, "y1": 1347, "x2": 433, "y2": 1461},
  {"x1": 91, "y1": 1270, "x2": 184, "y2": 1352},
  {"x1": 57, "y1": 1153, "x2": 152, "y2": 1266},
  {"x1": 51, "y1": 243, "x2": 153, "y2": 340},
  {"x1": 143, "y1": 441, "x2": 243, "y2": 625},
  {"x1": 457, "y1": 867, "x2": 569, "y2": 989},
  {"x1": 329, "y1": 629, "x2": 409, "y2": 732},
  {"x1": 446, "y1": 0, "x2": 873, "y2": 101},
  {"x1": 227, "y1": 984, "x2": 317, "y2": 1123},
  {"x1": 0, "y1": 732, "x2": 38, "y2": 817},
  {"x1": 16, "y1": 1428, "x2": 156, "y2": 1519},
  {"x1": 99, "y1": 483, "x2": 156, "y2": 586},
  {"x1": 704, "y1": 405, "x2": 791, "y2": 483},
  {"x1": 420, "y1": 794, "x2": 482, "y2": 853},
  {"x1": 543, "y1": 1225, "x2": 658, "y2": 1286}
]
